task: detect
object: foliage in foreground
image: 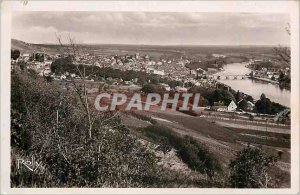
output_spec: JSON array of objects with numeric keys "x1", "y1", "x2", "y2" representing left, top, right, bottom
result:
[
  {"x1": 139, "y1": 123, "x2": 281, "y2": 188},
  {"x1": 11, "y1": 71, "x2": 164, "y2": 187},
  {"x1": 229, "y1": 146, "x2": 277, "y2": 188}
]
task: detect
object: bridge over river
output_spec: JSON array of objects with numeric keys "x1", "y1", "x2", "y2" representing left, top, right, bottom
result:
[
  {"x1": 212, "y1": 62, "x2": 290, "y2": 107},
  {"x1": 208, "y1": 75, "x2": 250, "y2": 80}
]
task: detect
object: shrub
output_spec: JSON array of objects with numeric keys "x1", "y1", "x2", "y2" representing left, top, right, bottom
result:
[
  {"x1": 141, "y1": 84, "x2": 165, "y2": 95},
  {"x1": 142, "y1": 124, "x2": 222, "y2": 177},
  {"x1": 229, "y1": 146, "x2": 277, "y2": 188}
]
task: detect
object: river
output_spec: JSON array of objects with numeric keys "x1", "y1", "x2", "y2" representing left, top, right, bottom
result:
[{"x1": 213, "y1": 62, "x2": 290, "y2": 107}]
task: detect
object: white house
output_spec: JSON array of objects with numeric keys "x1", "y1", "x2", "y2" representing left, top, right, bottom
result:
[
  {"x1": 124, "y1": 81, "x2": 132, "y2": 85},
  {"x1": 43, "y1": 69, "x2": 51, "y2": 76},
  {"x1": 161, "y1": 83, "x2": 171, "y2": 92},
  {"x1": 175, "y1": 86, "x2": 187, "y2": 93},
  {"x1": 60, "y1": 75, "x2": 67, "y2": 80},
  {"x1": 22, "y1": 53, "x2": 30, "y2": 62},
  {"x1": 227, "y1": 100, "x2": 237, "y2": 112},
  {"x1": 246, "y1": 101, "x2": 255, "y2": 111},
  {"x1": 44, "y1": 60, "x2": 52, "y2": 66},
  {"x1": 194, "y1": 82, "x2": 201, "y2": 86},
  {"x1": 146, "y1": 68, "x2": 165, "y2": 76},
  {"x1": 212, "y1": 54, "x2": 226, "y2": 58},
  {"x1": 153, "y1": 70, "x2": 165, "y2": 76},
  {"x1": 190, "y1": 70, "x2": 197, "y2": 77}
]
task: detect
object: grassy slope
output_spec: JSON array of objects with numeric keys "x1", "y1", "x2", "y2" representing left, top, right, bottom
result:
[{"x1": 131, "y1": 110, "x2": 291, "y2": 187}]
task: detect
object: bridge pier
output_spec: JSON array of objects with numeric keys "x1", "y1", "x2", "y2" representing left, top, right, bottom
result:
[{"x1": 209, "y1": 75, "x2": 249, "y2": 80}]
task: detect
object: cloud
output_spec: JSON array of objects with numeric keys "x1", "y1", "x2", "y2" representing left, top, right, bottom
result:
[{"x1": 12, "y1": 12, "x2": 290, "y2": 45}]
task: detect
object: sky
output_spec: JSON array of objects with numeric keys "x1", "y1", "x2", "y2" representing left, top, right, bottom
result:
[{"x1": 12, "y1": 12, "x2": 290, "y2": 46}]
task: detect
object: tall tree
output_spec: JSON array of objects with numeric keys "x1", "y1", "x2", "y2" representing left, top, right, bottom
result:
[
  {"x1": 273, "y1": 24, "x2": 290, "y2": 66},
  {"x1": 255, "y1": 93, "x2": 272, "y2": 114},
  {"x1": 235, "y1": 90, "x2": 242, "y2": 102},
  {"x1": 11, "y1": 49, "x2": 20, "y2": 60}
]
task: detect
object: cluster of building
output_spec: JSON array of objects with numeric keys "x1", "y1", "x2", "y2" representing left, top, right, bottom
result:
[
  {"x1": 74, "y1": 52, "x2": 218, "y2": 87},
  {"x1": 107, "y1": 54, "x2": 193, "y2": 81},
  {"x1": 211, "y1": 99, "x2": 255, "y2": 112},
  {"x1": 11, "y1": 49, "x2": 224, "y2": 95},
  {"x1": 11, "y1": 52, "x2": 57, "y2": 76},
  {"x1": 248, "y1": 59, "x2": 290, "y2": 82}
]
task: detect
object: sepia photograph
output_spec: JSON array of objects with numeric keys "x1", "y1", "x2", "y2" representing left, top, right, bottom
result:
[{"x1": 1, "y1": 0, "x2": 299, "y2": 194}]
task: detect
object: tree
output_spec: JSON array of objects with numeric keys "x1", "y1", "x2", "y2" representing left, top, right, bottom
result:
[
  {"x1": 34, "y1": 53, "x2": 45, "y2": 62},
  {"x1": 255, "y1": 94, "x2": 272, "y2": 114},
  {"x1": 278, "y1": 71, "x2": 285, "y2": 82},
  {"x1": 141, "y1": 84, "x2": 165, "y2": 95},
  {"x1": 229, "y1": 146, "x2": 277, "y2": 188},
  {"x1": 235, "y1": 90, "x2": 242, "y2": 102},
  {"x1": 273, "y1": 46, "x2": 290, "y2": 66},
  {"x1": 238, "y1": 99, "x2": 248, "y2": 111},
  {"x1": 249, "y1": 71, "x2": 254, "y2": 78},
  {"x1": 245, "y1": 95, "x2": 254, "y2": 103},
  {"x1": 141, "y1": 84, "x2": 156, "y2": 93},
  {"x1": 11, "y1": 49, "x2": 20, "y2": 60},
  {"x1": 271, "y1": 75, "x2": 275, "y2": 81},
  {"x1": 51, "y1": 56, "x2": 76, "y2": 74},
  {"x1": 151, "y1": 76, "x2": 160, "y2": 84},
  {"x1": 255, "y1": 93, "x2": 285, "y2": 115},
  {"x1": 272, "y1": 24, "x2": 291, "y2": 89},
  {"x1": 167, "y1": 80, "x2": 183, "y2": 89},
  {"x1": 211, "y1": 89, "x2": 235, "y2": 106},
  {"x1": 55, "y1": 35, "x2": 97, "y2": 139}
]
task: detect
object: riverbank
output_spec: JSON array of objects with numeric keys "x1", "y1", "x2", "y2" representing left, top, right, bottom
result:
[
  {"x1": 252, "y1": 76, "x2": 279, "y2": 84},
  {"x1": 246, "y1": 63, "x2": 291, "y2": 91}
]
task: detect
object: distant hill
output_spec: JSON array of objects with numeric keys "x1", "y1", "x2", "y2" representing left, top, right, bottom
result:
[
  {"x1": 11, "y1": 39, "x2": 278, "y2": 61},
  {"x1": 11, "y1": 39, "x2": 59, "y2": 54},
  {"x1": 11, "y1": 39, "x2": 35, "y2": 52}
]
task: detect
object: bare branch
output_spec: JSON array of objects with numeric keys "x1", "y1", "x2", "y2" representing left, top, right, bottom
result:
[{"x1": 55, "y1": 34, "x2": 95, "y2": 139}]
